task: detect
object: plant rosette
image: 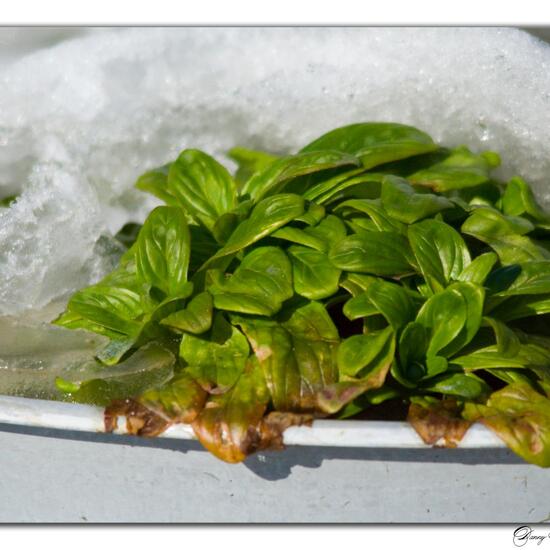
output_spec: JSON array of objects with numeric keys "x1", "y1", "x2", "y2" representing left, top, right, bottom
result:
[{"x1": 50, "y1": 122, "x2": 550, "y2": 466}]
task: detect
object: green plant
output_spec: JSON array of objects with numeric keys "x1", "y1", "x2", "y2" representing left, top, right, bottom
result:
[{"x1": 54, "y1": 122, "x2": 550, "y2": 466}]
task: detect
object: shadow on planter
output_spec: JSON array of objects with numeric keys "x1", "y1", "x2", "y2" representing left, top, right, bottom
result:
[{"x1": 0, "y1": 422, "x2": 523, "y2": 480}]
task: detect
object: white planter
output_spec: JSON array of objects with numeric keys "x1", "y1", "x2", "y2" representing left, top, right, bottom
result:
[
  {"x1": 0, "y1": 395, "x2": 548, "y2": 523},
  {"x1": 2, "y1": 27, "x2": 550, "y2": 524}
]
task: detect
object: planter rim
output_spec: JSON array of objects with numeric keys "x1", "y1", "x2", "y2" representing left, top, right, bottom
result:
[{"x1": 0, "y1": 395, "x2": 504, "y2": 449}]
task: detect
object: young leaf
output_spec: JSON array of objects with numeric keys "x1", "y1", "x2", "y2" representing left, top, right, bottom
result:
[
  {"x1": 502, "y1": 176, "x2": 550, "y2": 222},
  {"x1": 494, "y1": 261, "x2": 550, "y2": 296},
  {"x1": 416, "y1": 283, "x2": 483, "y2": 360},
  {"x1": 489, "y1": 293, "x2": 550, "y2": 322},
  {"x1": 300, "y1": 122, "x2": 438, "y2": 169},
  {"x1": 318, "y1": 328, "x2": 395, "y2": 414},
  {"x1": 241, "y1": 150, "x2": 360, "y2": 202},
  {"x1": 461, "y1": 207, "x2": 550, "y2": 264},
  {"x1": 209, "y1": 247, "x2": 293, "y2": 316},
  {"x1": 329, "y1": 232, "x2": 414, "y2": 276},
  {"x1": 272, "y1": 226, "x2": 328, "y2": 252},
  {"x1": 398, "y1": 322, "x2": 429, "y2": 380},
  {"x1": 273, "y1": 214, "x2": 347, "y2": 253},
  {"x1": 344, "y1": 279, "x2": 416, "y2": 332},
  {"x1": 287, "y1": 246, "x2": 341, "y2": 300},
  {"x1": 381, "y1": 175, "x2": 454, "y2": 223},
  {"x1": 160, "y1": 292, "x2": 213, "y2": 334},
  {"x1": 482, "y1": 316, "x2": 521, "y2": 357},
  {"x1": 302, "y1": 169, "x2": 382, "y2": 204},
  {"x1": 456, "y1": 252, "x2": 498, "y2": 284},
  {"x1": 208, "y1": 193, "x2": 304, "y2": 262},
  {"x1": 59, "y1": 285, "x2": 147, "y2": 339},
  {"x1": 408, "y1": 219, "x2": 471, "y2": 293},
  {"x1": 463, "y1": 383, "x2": 550, "y2": 467},
  {"x1": 336, "y1": 199, "x2": 405, "y2": 233},
  {"x1": 420, "y1": 372, "x2": 490, "y2": 400},
  {"x1": 135, "y1": 206, "x2": 191, "y2": 297},
  {"x1": 337, "y1": 326, "x2": 395, "y2": 379},
  {"x1": 168, "y1": 149, "x2": 237, "y2": 232},
  {"x1": 408, "y1": 146, "x2": 500, "y2": 192}
]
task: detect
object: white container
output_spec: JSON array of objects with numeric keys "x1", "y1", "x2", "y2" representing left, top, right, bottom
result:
[
  {"x1": 0, "y1": 395, "x2": 547, "y2": 523},
  {"x1": 2, "y1": 27, "x2": 550, "y2": 524}
]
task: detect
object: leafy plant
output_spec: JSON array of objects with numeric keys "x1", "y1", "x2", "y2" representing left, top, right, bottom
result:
[{"x1": 53, "y1": 122, "x2": 550, "y2": 466}]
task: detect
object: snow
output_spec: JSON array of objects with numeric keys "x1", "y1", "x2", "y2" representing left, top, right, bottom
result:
[{"x1": 0, "y1": 27, "x2": 549, "y2": 315}]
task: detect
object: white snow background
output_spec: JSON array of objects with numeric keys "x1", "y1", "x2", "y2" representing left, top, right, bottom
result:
[{"x1": 0, "y1": 27, "x2": 549, "y2": 315}]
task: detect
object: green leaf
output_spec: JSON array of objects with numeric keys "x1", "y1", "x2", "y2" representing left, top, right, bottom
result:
[
  {"x1": 235, "y1": 302, "x2": 339, "y2": 412},
  {"x1": 335, "y1": 199, "x2": 405, "y2": 233},
  {"x1": 421, "y1": 372, "x2": 490, "y2": 400},
  {"x1": 160, "y1": 292, "x2": 213, "y2": 334},
  {"x1": 343, "y1": 293, "x2": 379, "y2": 321},
  {"x1": 456, "y1": 252, "x2": 498, "y2": 284},
  {"x1": 451, "y1": 338, "x2": 550, "y2": 370},
  {"x1": 463, "y1": 383, "x2": 550, "y2": 467},
  {"x1": 56, "y1": 342, "x2": 175, "y2": 406},
  {"x1": 397, "y1": 322, "x2": 429, "y2": 383},
  {"x1": 59, "y1": 284, "x2": 147, "y2": 339},
  {"x1": 482, "y1": 316, "x2": 521, "y2": 357},
  {"x1": 344, "y1": 279, "x2": 415, "y2": 332},
  {"x1": 287, "y1": 246, "x2": 341, "y2": 300},
  {"x1": 408, "y1": 146, "x2": 500, "y2": 192},
  {"x1": 461, "y1": 207, "x2": 549, "y2": 264},
  {"x1": 208, "y1": 193, "x2": 304, "y2": 263},
  {"x1": 381, "y1": 175, "x2": 454, "y2": 223},
  {"x1": 408, "y1": 219, "x2": 471, "y2": 293},
  {"x1": 135, "y1": 164, "x2": 179, "y2": 206},
  {"x1": 416, "y1": 282, "x2": 484, "y2": 359},
  {"x1": 227, "y1": 146, "x2": 279, "y2": 185},
  {"x1": 490, "y1": 293, "x2": 550, "y2": 322},
  {"x1": 273, "y1": 214, "x2": 347, "y2": 253},
  {"x1": 329, "y1": 232, "x2": 414, "y2": 276},
  {"x1": 209, "y1": 247, "x2": 293, "y2": 316},
  {"x1": 416, "y1": 289, "x2": 464, "y2": 357},
  {"x1": 135, "y1": 206, "x2": 191, "y2": 297},
  {"x1": 319, "y1": 328, "x2": 395, "y2": 414},
  {"x1": 494, "y1": 261, "x2": 550, "y2": 296},
  {"x1": 295, "y1": 202, "x2": 326, "y2": 225},
  {"x1": 272, "y1": 226, "x2": 327, "y2": 252},
  {"x1": 502, "y1": 176, "x2": 550, "y2": 223},
  {"x1": 300, "y1": 122, "x2": 438, "y2": 169},
  {"x1": 241, "y1": 150, "x2": 360, "y2": 202},
  {"x1": 302, "y1": 169, "x2": 382, "y2": 204},
  {"x1": 167, "y1": 149, "x2": 237, "y2": 232},
  {"x1": 337, "y1": 326, "x2": 395, "y2": 378},
  {"x1": 180, "y1": 314, "x2": 250, "y2": 392}
]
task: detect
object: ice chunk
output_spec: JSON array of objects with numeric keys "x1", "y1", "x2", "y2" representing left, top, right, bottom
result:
[
  {"x1": 0, "y1": 27, "x2": 550, "y2": 315},
  {"x1": 0, "y1": 314, "x2": 107, "y2": 399}
]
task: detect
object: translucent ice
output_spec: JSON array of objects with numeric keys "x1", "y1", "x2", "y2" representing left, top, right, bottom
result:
[
  {"x1": 0, "y1": 27, "x2": 550, "y2": 315},
  {"x1": 0, "y1": 313, "x2": 107, "y2": 399}
]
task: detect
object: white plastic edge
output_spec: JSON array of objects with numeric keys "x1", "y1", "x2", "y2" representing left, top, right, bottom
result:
[{"x1": 0, "y1": 395, "x2": 504, "y2": 449}]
